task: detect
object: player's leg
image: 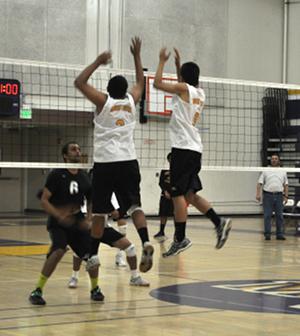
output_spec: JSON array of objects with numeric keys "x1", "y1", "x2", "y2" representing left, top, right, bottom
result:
[
  {"x1": 68, "y1": 254, "x2": 82, "y2": 288},
  {"x1": 115, "y1": 217, "x2": 127, "y2": 267},
  {"x1": 129, "y1": 207, "x2": 154, "y2": 272},
  {"x1": 163, "y1": 149, "x2": 192, "y2": 257},
  {"x1": 70, "y1": 227, "x2": 104, "y2": 302},
  {"x1": 185, "y1": 191, "x2": 232, "y2": 249},
  {"x1": 154, "y1": 197, "x2": 172, "y2": 242},
  {"x1": 118, "y1": 160, "x2": 154, "y2": 273},
  {"x1": 111, "y1": 193, "x2": 128, "y2": 267},
  {"x1": 87, "y1": 163, "x2": 114, "y2": 270},
  {"x1": 153, "y1": 216, "x2": 168, "y2": 241},
  {"x1": 102, "y1": 228, "x2": 149, "y2": 286},
  {"x1": 162, "y1": 194, "x2": 192, "y2": 257},
  {"x1": 29, "y1": 226, "x2": 67, "y2": 305}
]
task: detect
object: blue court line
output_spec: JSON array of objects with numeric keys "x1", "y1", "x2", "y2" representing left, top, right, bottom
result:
[{"x1": 0, "y1": 239, "x2": 45, "y2": 247}]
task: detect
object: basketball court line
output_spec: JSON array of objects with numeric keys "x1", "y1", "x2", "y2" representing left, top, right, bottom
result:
[
  {"x1": 0, "y1": 303, "x2": 178, "y2": 321},
  {"x1": 0, "y1": 309, "x2": 218, "y2": 332},
  {"x1": 0, "y1": 298, "x2": 152, "y2": 312}
]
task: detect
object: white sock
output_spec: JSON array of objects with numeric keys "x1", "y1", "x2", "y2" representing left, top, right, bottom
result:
[
  {"x1": 72, "y1": 271, "x2": 79, "y2": 279},
  {"x1": 130, "y1": 270, "x2": 138, "y2": 278}
]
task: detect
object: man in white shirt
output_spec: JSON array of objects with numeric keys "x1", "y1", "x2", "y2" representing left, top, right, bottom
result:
[
  {"x1": 74, "y1": 37, "x2": 154, "y2": 273},
  {"x1": 256, "y1": 154, "x2": 289, "y2": 240},
  {"x1": 153, "y1": 48, "x2": 232, "y2": 257}
]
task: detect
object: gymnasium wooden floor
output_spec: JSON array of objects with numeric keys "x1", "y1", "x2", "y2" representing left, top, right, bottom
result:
[{"x1": 0, "y1": 215, "x2": 299, "y2": 336}]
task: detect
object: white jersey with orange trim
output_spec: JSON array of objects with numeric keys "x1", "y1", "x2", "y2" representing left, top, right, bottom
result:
[
  {"x1": 93, "y1": 93, "x2": 137, "y2": 162},
  {"x1": 169, "y1": 84, "x2": 205, "y2": 153}
]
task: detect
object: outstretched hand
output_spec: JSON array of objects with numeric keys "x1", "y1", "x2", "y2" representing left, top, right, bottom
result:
[
  {"x1": 130, "y1": 36, "x2": 142, "y2": 56},
  {"x1": 96, "y1": 51, "x2": 112, "y2": 65},
  {"x1": 174, "y1": 48, "x2": 181, "y2": 68},
  {"x1": 159, "y1": 48, "x2": 171, "y2": 62}
]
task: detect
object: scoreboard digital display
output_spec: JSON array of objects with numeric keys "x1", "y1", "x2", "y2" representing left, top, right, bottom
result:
[{"x1": 0, "y1": 79, "x2": 21, "y2": 116}]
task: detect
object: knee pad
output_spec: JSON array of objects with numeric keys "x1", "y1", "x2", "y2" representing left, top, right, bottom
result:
[
  {"x1": 124, "y1": 243, "x2": 136, "y2": 258},
  {"x1": 127, "y1": 205, "x2": 142, "y2": 216},
  {"x1": 118, "y1": 224, "x2": 127, "y2": 236}
]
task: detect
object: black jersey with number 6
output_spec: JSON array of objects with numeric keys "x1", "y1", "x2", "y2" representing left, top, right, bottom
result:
[{"x1": 45, "y1": 169, "x2": 91, "y2": 207}]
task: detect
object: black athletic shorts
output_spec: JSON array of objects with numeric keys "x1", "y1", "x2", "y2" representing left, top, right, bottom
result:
[
  {"x1": 170, "y1": 148, "x2": 202, "y2": 197},
  {"x1": 159, "y1": 196, "x2": 174, "y2": 217},
  {"x1": 92, "y1": 160, "x2": 141, "y2": 214},
  {"x1": 101, "y1": 227, "x2": 124, "y2": 247},
  {"x1": 47, "y1": 211, "x2": 86, "y2": 230},
  {"x1": 47, "y1": 212, "x2": 90, "y2": 259},
  {"x1": 47, "y1": 218, "x2": 124, "y2": 257}
]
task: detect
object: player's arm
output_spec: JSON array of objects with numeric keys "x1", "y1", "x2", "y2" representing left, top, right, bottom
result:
[
  {"x1": 153, "y1": 48, "x2": 188, "y2": 95},
  {"x1": 40, "y1": 187, "x2": 63, "y2": 220},
  {"x1": 129, "y1": 37, "x2": 144, "y2": 104},
  {"x1": 74, "y1": 51, "x2": 111, "y2": 111},
  {"x1": 41, "y1": 188, "x2": 75, "y2": 226},
  {"x1": 174, "y1": 48, "x2": 182, "y2": 82}
]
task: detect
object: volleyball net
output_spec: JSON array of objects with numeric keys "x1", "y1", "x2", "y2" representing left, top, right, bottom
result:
[{"x1": 1, "y1": 57, "x2": 300, "y2": 172}]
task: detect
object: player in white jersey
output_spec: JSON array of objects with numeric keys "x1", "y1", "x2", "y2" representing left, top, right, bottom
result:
[
  {"x1": 74, "y1": 37, "x2": 153, "y2": 273},
  {"x1": 153, "y1": 48, "x2": 232, "y2": 257}
]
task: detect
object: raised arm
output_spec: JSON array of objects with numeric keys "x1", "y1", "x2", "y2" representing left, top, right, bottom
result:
[
  {"x1": 129, "y1": 37, "x2": 144, "y2": 104},
  {"x1": 153, "y1": 48, "x2": 187, "y2": 95},
  {"x1": 74, "y1": 51, "x2": 112, "y2": 110},
  {"x1": 174, "y1": 48, "x2": 182, "y2": 82}
]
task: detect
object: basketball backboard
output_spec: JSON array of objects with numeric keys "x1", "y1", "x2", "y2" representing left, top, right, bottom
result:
[{"x1": 145, "y1": 75, "x2": 177, "y2": 117}]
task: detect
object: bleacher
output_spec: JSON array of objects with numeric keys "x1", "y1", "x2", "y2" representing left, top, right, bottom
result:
[{"x1": 263, "y1": 88, "x2": 300, "y2": 235}]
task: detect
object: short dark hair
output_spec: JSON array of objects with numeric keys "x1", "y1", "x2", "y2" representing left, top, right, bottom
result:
[
  {"x1": 167, "y1": 152, "x2": 172, "y2": 161},
  {"x1": 271, "y1": 153, "x2": 280, "y2": 159},
  {"x1": 107, "y1": 75, "x2": 128, "y2": 99},
  {"x1": 61, "y1": 141, "x2": 78, "y2": 157},
  {"x1": 180, "y1": 62, "x2": 200, "y2": 86}
]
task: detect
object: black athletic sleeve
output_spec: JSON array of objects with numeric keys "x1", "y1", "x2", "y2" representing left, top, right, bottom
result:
[{"x1": 45, "y1": 170, "x2": 60, "y2": 195}]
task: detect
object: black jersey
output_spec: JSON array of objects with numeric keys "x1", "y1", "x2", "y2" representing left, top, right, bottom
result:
[
  {"x1": 159, "y1": 169, "x2": 171, "y2": 196},
  {"x1": 45, "y1": 169, "x2": 91, "y2": 207}
]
